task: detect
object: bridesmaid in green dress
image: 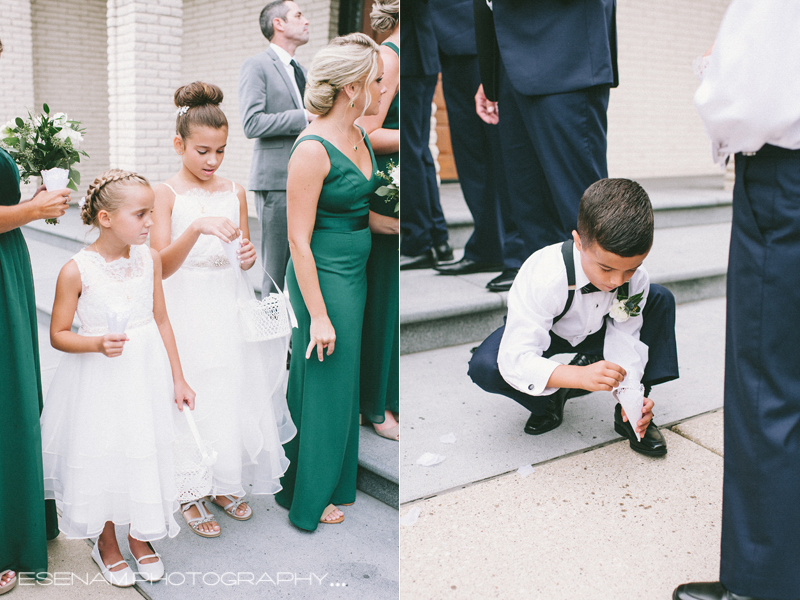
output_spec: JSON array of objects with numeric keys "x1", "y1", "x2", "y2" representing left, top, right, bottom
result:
[
  {"x1": 0, "y1": 100, "x2": 69, "y2": 587},
  {"x1": 275, "y1": 33, "x2": 389, "y2": 531},
  {"x1": 359, "y1": 1, "x2": 400, "y2": 441}
]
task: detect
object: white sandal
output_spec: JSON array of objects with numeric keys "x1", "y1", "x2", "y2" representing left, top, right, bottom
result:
[
  {"x1": 208, "y1": 495, "x2": 253, "y2": 521},
  {"x1": 90, "y1": 541, "x2": 135, "y2": 587},
  {"x1": 0, "y1": 570, "x2": 17, "y2": 595},
  {"x1": 131, "y1": 541, "x2": 165, "y2": 582},
  {"x1": 181, "y1": 499, "x2": 221, "y2": 538}
]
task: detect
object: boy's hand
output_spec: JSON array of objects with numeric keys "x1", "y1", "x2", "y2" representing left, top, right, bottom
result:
[
  {"x1": 621, "y1": 397, "x2": 654, "y2": 438},
  {"x1": 98, "y1": 333, "x2": 129, "y2": 357},
  {"x1": 580, "y1": 360, "x2": 626, "y2": 392}
]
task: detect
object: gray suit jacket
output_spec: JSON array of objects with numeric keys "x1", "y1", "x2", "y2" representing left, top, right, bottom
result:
[{"x1": 238, "y1": 45, "x2": 308, "y2": 191}]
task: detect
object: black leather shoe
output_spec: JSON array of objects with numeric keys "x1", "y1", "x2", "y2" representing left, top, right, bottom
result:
[
  {"x1": 614, "y1": 402, "x2": 667, "y2": 456},
  {"x1": 523, "y1": 354, "x2": 602, "y2": 434},
  {"x1": 486, "y1": 269, "x2": 519, "y2": 292},
  {"x1": 673, "y1": 581, "x2": 761, "y2": 600},
  {"x1": 400, "y1": 249, "x2": 436, "y2": 270},
  {"x1": 434, "y1": 257, "x2": 503, "y2": 275},
  {"x1": 433, "y1": 242, "x2": 454, "y2": 263}
]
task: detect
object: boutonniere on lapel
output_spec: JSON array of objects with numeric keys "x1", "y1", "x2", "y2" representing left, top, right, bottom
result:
[{"x1": 609, "y1": 288, "x2": 644, "y2": 323}]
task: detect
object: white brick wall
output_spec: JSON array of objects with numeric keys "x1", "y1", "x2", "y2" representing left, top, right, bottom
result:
[
  {"x1": 182, "y1": 0, "x2": 337, "y2": 212},
  {"x1": 607, "y1": 0, "x2": 729, "y2": 178},
  {"x1": 107, "y1": 0, "x2": 183, "y2": 184},
  {"x1": 0, "y1": 0, "x2": 36, "y2": 196},
  {"x1": 31, "y1": 0, "x2": 110, "y2": 191}
]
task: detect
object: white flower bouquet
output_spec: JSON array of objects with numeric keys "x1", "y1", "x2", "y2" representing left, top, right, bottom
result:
[
  {"x1": 375, "y1": 160, "x2": 399, "y2": 214},
  {"x1": 1, "y1": 104, "x2": 88, "y2": 224}
]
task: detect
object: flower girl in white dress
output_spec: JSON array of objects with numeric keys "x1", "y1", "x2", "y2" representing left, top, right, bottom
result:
[
  {"x1": 41, "y1": 169, "x2": 196, "y2": 586},
  {"x1": 150, "y1": 82, "x2": 295, "y2": 537}
]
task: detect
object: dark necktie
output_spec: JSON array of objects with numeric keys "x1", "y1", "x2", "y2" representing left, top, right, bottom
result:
[
  {"x1": 580, "y1": 283, "x2": 602, "y2": 294},
  {"x1": 290, "y1": 59, "x2": 306, "y2": 102}
]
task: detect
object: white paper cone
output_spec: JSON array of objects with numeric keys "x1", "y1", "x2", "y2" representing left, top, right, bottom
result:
[
  {"x1": 106, "y1": 310, "x2": 130, "y2": 334},
  {"x1": 615, "y1": 384, "x2": 645, "y2": 442},
  {"x1": 221, "y1": 233, "x2": 243, "y2": 278},
  {"x1": 41, "y1": 167, "x2": 70, "y2": 191}
]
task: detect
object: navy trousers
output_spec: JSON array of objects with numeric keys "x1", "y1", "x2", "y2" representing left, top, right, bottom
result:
[
  {"x1": 497, "y1": 65, "x2": 610, "y2": 257},
  {"x1": 439, "y1": 52, "x2": 525, "y2": 269},
  {"x1": 468, "y1": 284, "x2": 679, "y2": 416},
  {"x1": 399, "y1": 74, "x2": 449, "y2": 257},
  {"x1": 720, "y1": 147, "x2": 800, "y2": 600}
]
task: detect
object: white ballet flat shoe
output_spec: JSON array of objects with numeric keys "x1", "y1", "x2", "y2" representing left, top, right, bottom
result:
[
  {"x1": 91, "y1": 541, "x2": 136, "y2": 587},
  {"x1": 132, "y1": 542, "x2": 165, "y2": 582}
]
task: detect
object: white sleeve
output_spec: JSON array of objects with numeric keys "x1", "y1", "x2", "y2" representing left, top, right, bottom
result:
[
  {"x1": 498, "y1": 250, "x2": 567, "y2": 397},
  {"x1": 603, "y1": 268, "x2": 650, "y2": 388}
]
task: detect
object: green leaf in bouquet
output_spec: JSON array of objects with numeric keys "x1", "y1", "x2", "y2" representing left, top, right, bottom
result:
[
  {"x1": 43, "y1": 103, "x2": 50, "y2": 114},
  {"x1": 15, "y1": 117, "x2": 24, "y2": 128},
  {"x1": 375, "y1": 186, "x2": 390, "y2": 197},
  {"x1": 67, "y1": 178, "x2": 78, "y2": 192},
  {"x1": 69, "y1": 167, "x2": 80, "y2": 185},
  {"x1": 4, "y1": 137, "x2": 18, "y2": 146},
  {"x1": 19, "y1": 137, "x2": 26, "y2": 151}
]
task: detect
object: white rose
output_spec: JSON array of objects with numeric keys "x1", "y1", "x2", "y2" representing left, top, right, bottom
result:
[
  {"x1": 56, "y1": 126, "x2": 83, "y2": 148},
  {"x1": 52, "y1": 112, "x2": 68, "y2": 126},
  {"x1": 390, "y1": 165, "x2": 400, "y2": 188},
  {"x1": 609, "y1": 300, "x2": 630, "y2": 322}
]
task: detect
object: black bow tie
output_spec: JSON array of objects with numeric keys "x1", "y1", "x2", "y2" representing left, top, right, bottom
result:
[
  {"x1": 581, "y1": 283, "x2": 621, "y2": 294},
  {"x1": 290, "y1": 59, "x2": 306, "y2": 102}
]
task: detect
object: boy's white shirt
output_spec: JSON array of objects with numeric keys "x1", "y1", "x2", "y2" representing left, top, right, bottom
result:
[{"x1": 497, "y1": 242, "x2": 649, "y2": 397}]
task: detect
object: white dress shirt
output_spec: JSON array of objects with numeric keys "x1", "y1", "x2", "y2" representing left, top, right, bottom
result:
[
  {"x1": 694, "y1": 0, "x2": 800, "y2": 164},
  {"x1": 498, "y1": 242, "x2": 649, "y2": 397},
  {"x1": 270, "y1": 43, "x2": 304, "y2": 109}
]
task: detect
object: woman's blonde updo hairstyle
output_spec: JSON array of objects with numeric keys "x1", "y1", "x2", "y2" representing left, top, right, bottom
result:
[
  {"x1": 370, "y1": 0, "x2": 398, "y2": 33},
  {"x1": 304, "y1": 33, "x2": 381, "y2": 117},
  {"x1": 174, "y1": 81, "x2": 228, "y2": 139},
  {"x1": 81, "y1": 169, "x2": 150, "y2": 227}
]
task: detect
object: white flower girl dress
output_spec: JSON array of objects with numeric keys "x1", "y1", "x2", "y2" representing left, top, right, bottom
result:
[
  {"x1": 40, "y1": 244, "x2": 180, "y2": 541},
  {"x1": 161, "y1": 181, "x2": 295, "y2": 501}
]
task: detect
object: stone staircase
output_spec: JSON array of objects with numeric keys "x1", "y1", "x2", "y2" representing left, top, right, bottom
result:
[
  {"x1": 23, "y1": 210, "x2": 398, "y2": 508},
  {"x1": 399, "y1": 176, "x2": 731, "y2": 503}
]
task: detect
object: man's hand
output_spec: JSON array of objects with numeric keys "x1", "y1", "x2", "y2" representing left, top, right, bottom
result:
[
  {"x1": 475, "y1": 84, "x2": 499, "y2": 124},
  {"x1": 621, "y1": 397, "x2": 654, "y2": 439},
  {"x1": 579, "y1": 360, "x2": 626, "y2": 392}
]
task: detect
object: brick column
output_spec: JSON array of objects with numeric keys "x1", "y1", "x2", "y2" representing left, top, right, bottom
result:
[{"x1": 107, "y1": 0, "x2": 182, "y2": 183}]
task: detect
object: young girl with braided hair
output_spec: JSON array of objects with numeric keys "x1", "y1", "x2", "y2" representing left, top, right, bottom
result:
[{"x1": 40, "y1": 169, "x2": 195, "y2": 586}]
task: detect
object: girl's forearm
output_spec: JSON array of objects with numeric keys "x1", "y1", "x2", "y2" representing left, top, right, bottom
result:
[
  {"x1": 368, "y1": 128, "x2": 399, "y2": 155},
  {"x1": 156, "y1": 317, "x2": 186, "y2": 383},
  {"x1": 51, "y1": 330, "x2": 102, "y2": 354},
  {"x1": 157, "y1": 223, "x2": 201, "y2": 279}
]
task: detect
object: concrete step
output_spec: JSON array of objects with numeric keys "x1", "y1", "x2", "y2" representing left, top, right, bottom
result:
[
  {"x1": 441, "y1": 175, "x2": 732, "y2": 250},
  {"x1": 401, "y1": 221, "x2": 731, "y2": 354},
  {"x1": 26, "y1": 231, "x2": 398, "y2": 509},
  {"x1": 399, "y1": 295, "x2": 726, "y2": 503}
]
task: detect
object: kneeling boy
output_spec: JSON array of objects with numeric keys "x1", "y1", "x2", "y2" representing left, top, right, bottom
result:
[{"x1": 468, "y1": 179, "x2": 678, "y2": 456}]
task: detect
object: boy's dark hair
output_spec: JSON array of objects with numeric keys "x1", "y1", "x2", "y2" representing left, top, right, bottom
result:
[{"x1": 577, "y1": 178, "x2": 653, "y2": 257}]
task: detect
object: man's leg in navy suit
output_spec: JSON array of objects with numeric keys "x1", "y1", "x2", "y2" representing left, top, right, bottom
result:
[
  {"x1": 719, "y1": 148, "x2": 800, "y2": 599},
  {"x1": 400, "y1": 73, "x2": 449, "y2": 257},
  {"x1": 439, "y1": 53, "x2": 524, "y2": 268},
  {"x1": 511, "y1": 84, "x2": 610, "y2": 243},
  {"x1": 496, "y1": 67, "x2": 563, "y2": 258}
]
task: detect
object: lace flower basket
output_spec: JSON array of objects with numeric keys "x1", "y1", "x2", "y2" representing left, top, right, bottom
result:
[
  {"x1": 174, "y1": 408, "x2": 217, "y2": 504},
  {"x1": 238, "y1": 292, "x2": 292, "y2": 342}
]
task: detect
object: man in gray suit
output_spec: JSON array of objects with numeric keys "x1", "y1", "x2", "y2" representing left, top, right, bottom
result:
[{"x1": 239, "y1": 0, "x2": 311, "y2": 294}]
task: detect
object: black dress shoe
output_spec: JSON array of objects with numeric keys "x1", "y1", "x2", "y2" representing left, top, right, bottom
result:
[
  {"x1": 434, "y1": 257, "x2": 503, "y2": 275},
  {"x1": 673, "y1": 581, "x2": 761, "y2": 600},
  {"x1": 486, "y1": 268, "x2": 519, "y2": 292},
  {"x1": 400, "y1": 249, "x2": 436, "y2": 270},
  {"x1": 523, "y1": 354, "x2": 602, "y2": 435},
  {"x1": 613, "y1": 402, "x2": 667, "y2": 456},
  {"x1": 433, "y1": 241, "x2": 454, "y2": 263}
]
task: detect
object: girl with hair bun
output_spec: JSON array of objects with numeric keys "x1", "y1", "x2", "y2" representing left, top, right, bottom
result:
[
  {"x1": 358, "y1": 0, "x2": 400, "y2": 441},
  {"x1": 40, "y1": 169, "x2": 195, "y2": 586},
  {"x1": 274, "y1": 33, "x2": 389, "y2": 530},
  {"x1": 150, "y1": 81, "x2": 295, "y2": 537}
]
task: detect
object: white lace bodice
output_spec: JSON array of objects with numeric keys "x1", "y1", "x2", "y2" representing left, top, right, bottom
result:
[
  {"x1": 72, "y1": 244, "x2": 154, "y2": 335},
  {"x1": 166, "y1": 182, "x2": 240, "y2": 269}
]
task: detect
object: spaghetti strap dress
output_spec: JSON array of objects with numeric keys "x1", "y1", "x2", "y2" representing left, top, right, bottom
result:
[
  {"x1": 275, "y1": 128, "x2": 379, "y2": 531},
  {"x1": 360, "y1": 40, "x2": 400, "y2": 425},
  {"x1": 0, "y1": 148, "x2": 59, "y2": 579}
]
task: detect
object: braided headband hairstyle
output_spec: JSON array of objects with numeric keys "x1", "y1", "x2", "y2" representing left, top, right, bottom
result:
[
  {"x1": 304, "y1": 33, "x2": 381, "y2": 117},
  {"x1": 370, "y1": 0, "x2": 398, "y2": 32},
  {"x1": 174, "y1": 81, "x2": 228, "y2": 139},
  {"x1": 81, "y1": 169, "x2": 150, "y2": 227}
]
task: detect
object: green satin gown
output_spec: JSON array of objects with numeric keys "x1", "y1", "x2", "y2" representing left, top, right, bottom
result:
[
  {"x1": 0, "y1": 148, "x2": 59, "y2": 578},
  {"x1": 360, "y1": 40, "x2": 400, "y2": 425},
  {"x1": 276, "y1": 128, "x2": 379, "y2": 531}
]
